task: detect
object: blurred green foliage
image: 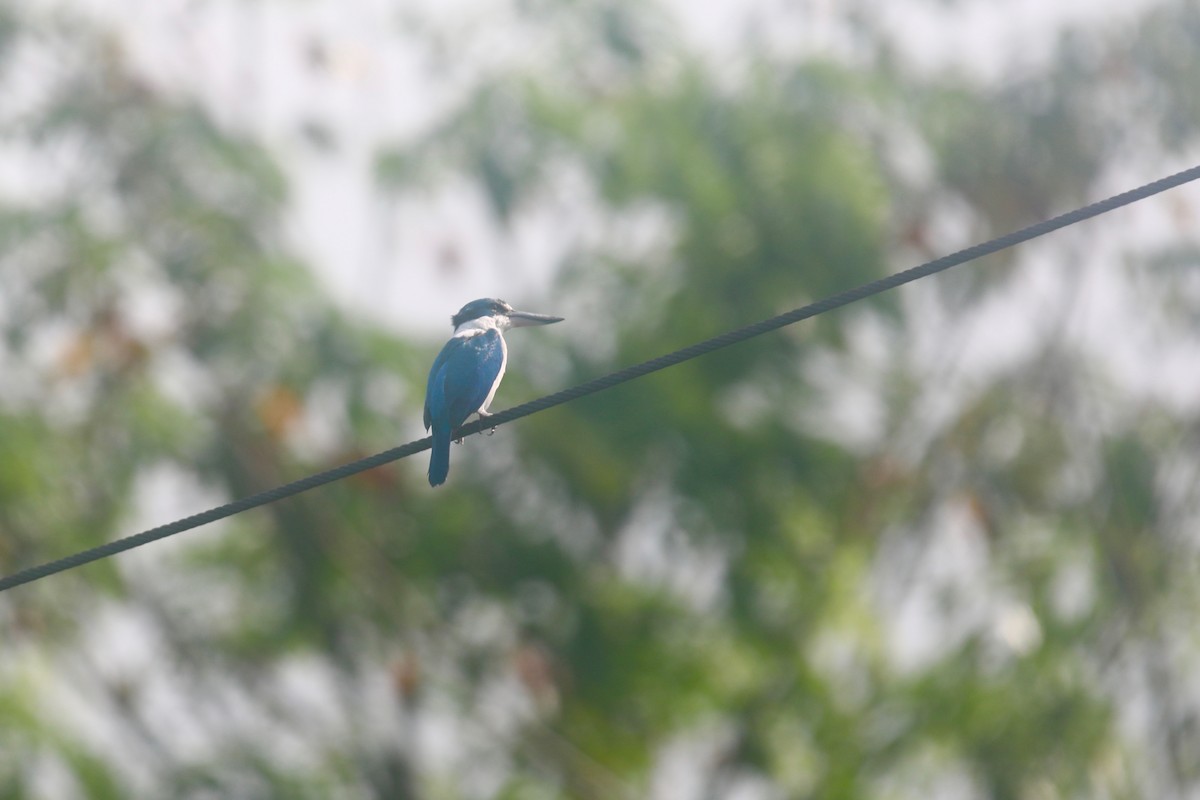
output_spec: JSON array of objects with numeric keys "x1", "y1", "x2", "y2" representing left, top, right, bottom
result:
[{"x1": 2, "y1": 1, "x2": 1200, "y2": 798}]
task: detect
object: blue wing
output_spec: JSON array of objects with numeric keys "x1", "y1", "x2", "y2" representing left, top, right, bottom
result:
[
  {"x1": 423, "y1": 330, "x2": 505, "y2": 431},
  {"x1": 423, "y1": 331, "x2": 504, "y2": 486}
]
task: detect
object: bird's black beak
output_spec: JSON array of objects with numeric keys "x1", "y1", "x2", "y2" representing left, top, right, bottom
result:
[{"x1": 507, "y1": 310, "x2": 564, "y2": 328}]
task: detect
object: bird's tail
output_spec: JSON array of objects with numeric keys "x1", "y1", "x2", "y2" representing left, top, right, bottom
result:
[{"x1": 428, "y1": 421, "x2": 452, "y2": 487}]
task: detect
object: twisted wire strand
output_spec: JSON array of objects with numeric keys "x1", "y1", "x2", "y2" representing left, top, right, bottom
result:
[{"x1": 2, "y1": 163, "x2": 1198, "y2": 593}]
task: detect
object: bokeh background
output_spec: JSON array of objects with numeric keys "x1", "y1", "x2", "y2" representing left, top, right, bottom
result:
[{"x1": 3, "y1": 0, "x2": 1200, "y2": 798}]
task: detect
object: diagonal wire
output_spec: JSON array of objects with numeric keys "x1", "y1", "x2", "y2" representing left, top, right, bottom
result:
[{"x1": 2, "y1": 163, "x2": 1199, "y2": 594}]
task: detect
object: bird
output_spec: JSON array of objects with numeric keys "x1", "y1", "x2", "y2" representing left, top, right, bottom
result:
[{"x1": 423, "y1": 298, "x2": 563, "y2": 486}]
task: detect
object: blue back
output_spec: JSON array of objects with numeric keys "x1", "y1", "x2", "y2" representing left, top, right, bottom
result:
[{"x1": 424, "y1": 330, "x2": 505, "y2": 430}]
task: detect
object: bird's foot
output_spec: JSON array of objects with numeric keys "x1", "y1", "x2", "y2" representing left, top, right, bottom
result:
[{"x1": 477, "y1": 409, "x2": 497, "y2": 435}]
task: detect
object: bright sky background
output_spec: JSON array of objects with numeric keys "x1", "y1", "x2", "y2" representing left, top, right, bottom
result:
[
  {"x1": 9, "y1": 4, "x2": 1197, "y2": 797},
  {"x1": 32, "y1": 0, "x2": 1176, "y2": 334}
]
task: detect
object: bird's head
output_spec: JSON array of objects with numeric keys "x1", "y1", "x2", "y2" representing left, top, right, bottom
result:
[{"x1": 451, "y1": 298, "x2": 564, "y2": 332}]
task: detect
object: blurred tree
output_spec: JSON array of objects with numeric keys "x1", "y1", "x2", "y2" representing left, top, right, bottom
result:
[{"x1": 2, "y1": 0, "x2": 1200, "y2": 798}]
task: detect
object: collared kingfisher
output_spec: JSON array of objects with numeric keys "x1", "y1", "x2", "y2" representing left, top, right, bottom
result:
[{"x1": 423, "y1": 298, "x2": 563, "y2": 486}]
